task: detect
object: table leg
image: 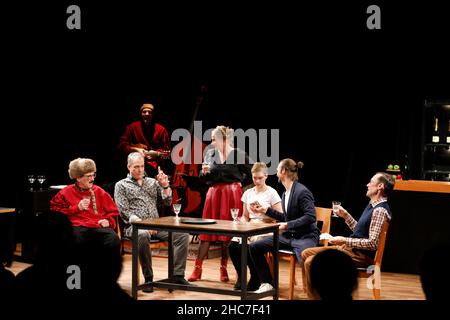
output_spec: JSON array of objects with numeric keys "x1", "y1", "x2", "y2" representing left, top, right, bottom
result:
[
  {"x1": 132, "y1": 224, "x2": 138, "y2": 299},
  {"x1": 240, "y1": 236, "x2": 248, "y2": 300},
  {"x1": 272, "y1": 230, "x2": 279, "y2": 300},
  {"x1": 168, "y1": 231, "x2": 173, "y2": 280}
]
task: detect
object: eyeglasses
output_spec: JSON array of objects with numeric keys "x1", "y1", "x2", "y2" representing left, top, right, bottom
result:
[{"x1": 83, "y1": 173, "x2": 96, "y2": 179}]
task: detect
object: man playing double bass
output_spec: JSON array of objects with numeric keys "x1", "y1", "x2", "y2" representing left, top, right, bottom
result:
[{"x1": 118, "y1": 103, "x2": 170, "y2": 178}]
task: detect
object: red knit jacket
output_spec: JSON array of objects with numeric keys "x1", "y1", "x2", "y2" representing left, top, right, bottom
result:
[{"x1": 50, "y1": 184, "x2": 118, "y2": 230}]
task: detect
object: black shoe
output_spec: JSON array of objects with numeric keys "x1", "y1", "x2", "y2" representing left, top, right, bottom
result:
[
  {"x1": 143, "y1": 277, "x2": 153, "y2": 293},
  {"x1": 172, "y1": 276, "x2": 191, "y2": 285},
  {"x1": 233, "y1": 279, "x2": 241, "y2": 290}
]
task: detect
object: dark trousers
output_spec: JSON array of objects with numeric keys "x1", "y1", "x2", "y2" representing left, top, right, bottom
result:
[
  {"x1": 73, "y1": 226, "x2": 121, "y2": 253},
  {"x1": 249, "y1": 232, "x2": 319, "y2": 284},
  {"x1": 228, "y1": 241, "x2": 260, "y2": 287}
]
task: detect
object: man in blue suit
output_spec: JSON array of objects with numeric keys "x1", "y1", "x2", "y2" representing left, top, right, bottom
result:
[{"x1": 249, "y1": 159, "x2": 320, "y2": 293}]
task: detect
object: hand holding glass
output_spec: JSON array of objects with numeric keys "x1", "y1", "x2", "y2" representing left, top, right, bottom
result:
[
  {"x1": 173, "y1": 203, "x2": 182, "y2": 220},
  {"x1": 80, "y1": 196, "x2": 90, "y2": 211},
  {"x1": 332, "y1": 201, "x2": 341, "y2": 217},
  {"x1": 230, "y1": 208, "x2": 239, "y2": 224}
]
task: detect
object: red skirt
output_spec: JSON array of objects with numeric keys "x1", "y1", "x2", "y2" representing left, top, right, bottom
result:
[{"x1": 199, "y1": 182, "x2": 243, "y2": 242}]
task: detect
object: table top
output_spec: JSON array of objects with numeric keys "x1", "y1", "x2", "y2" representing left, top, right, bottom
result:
[
  {"x1": 0, "y1": 207, "x2": 15, "y2": 214},
  {"x1": 133, "y1": 216, "x2": 279, "y2": 235},
  {"x1": 394, "y1": 179, "x2": 450, "y2": 194}
]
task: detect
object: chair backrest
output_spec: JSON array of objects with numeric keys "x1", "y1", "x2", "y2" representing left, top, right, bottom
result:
[
  {"x1": 315, "y1": 207, "x2": 332, "y2": 245},
  {"x1": 374, "y1": 220, "x2": 389, "y2": 268}
]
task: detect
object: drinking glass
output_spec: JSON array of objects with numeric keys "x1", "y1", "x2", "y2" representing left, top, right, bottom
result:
[
  {"x1": 27, "y1": 175, "x2": 36, "y2": 191},
  {"x1": 230, "y1": 208, "x2": 239, "y2": 224},
  {"x1": 173, "y1": 203, "x2": 182, "y2": 220},
  {"x1": 82, "y1": 195, "x2": 91, "y2": 210},
  {"x1": 37, "y1": 175, "x2": 46, "y2": 190},
  {"x1": 332, "y1": 201, "x2": 341, "y2": 217}
]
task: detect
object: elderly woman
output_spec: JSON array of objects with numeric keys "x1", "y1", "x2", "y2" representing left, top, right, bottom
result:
[{"x1": 50, "y1": 158, "x2": 120, "y2": 252}]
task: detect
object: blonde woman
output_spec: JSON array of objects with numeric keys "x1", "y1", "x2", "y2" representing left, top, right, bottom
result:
[
  {"x1": 188, "y1": 126, "x2": 252, "y2": 282},
  {"x1": 228, "y1": 162, "x2": 282, "y2": 290}
]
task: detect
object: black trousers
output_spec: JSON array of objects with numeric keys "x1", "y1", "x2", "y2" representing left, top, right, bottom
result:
[
  {"x1": 228, "y1": 241, "x2": 261, "y2": 287},
  {"x1": 73, "y1": 226, "x2": 120, "y2": 253}
]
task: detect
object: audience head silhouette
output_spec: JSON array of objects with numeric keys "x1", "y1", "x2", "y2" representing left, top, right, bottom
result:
[
  {"x1": 309, "y1": 249, "x2": 358, "y2": 300},
  {"x1": 15, "y1": 211, "x2": 77, "y2": 300},
  {"x1": 33, "y1": 210, "x2": 75, "y2": 263},
  {"x1": 420, "y1": 244, "x2": 450, "y2": 301}
]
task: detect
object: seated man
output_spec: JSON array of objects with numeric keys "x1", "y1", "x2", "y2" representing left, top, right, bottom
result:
[
  {"x1": 249, "y1": 159, "x2": 320, "y2": 293},
  {"x1": 301, "y1": 172, "x2": 394, "y2": 299},
  {"x1": 50, "y1": 158, "x2": 120, "y2": 253},
  {"x1": 114, "y1": 152, "x2": 190, "y2": 292}
]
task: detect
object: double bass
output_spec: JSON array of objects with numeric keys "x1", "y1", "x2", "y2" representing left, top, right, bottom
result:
[{"x1": 171, "y1": 85, "x2": 208, "y2": 217}]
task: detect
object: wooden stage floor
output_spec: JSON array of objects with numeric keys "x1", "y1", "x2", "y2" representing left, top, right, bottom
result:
[{"x1": 7, "y1": 254, "x2": 425, "y2": 300}]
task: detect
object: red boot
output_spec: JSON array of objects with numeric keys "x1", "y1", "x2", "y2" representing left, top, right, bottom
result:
[
  {"x1": 220, "y1": 258, "x2": 229, "y2": 282},
  {"x1": 188, "y1": 259, "x2": 203, "y2": 282}
]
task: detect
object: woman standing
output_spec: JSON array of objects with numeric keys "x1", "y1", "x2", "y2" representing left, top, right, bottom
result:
[{"x1": 188, "y1": 126, "x2": 251, "y2": 282}]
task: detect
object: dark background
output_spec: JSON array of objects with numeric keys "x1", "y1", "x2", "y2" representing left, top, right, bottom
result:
[{"x1": 1, "y1": 2, "x2": 449, "y2": 244}]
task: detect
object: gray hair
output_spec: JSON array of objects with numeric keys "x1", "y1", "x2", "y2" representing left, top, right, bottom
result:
[{"x1": 127, "y1": 152, "x2": 145, "y2": 166}]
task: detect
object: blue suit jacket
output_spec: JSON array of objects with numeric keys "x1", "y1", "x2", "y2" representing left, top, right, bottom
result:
[{"x1": 265, "y1": 181, "x2": 319, "y2": 238}]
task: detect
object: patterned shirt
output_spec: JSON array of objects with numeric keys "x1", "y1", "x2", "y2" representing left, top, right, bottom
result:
[
  {"x1": 344, "y1": 198, "x2": 391, "y2": 250},
  {"x1": 114, "y1": 174, "x2": 172, "y2": 236}
]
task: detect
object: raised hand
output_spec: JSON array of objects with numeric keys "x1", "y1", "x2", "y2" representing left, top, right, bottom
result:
[{"x1": 156, "y1": 166, "x2": 169, "y2": 188}]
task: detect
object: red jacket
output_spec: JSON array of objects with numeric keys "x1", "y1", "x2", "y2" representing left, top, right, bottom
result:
[
  {"x1": 50, "y1": 184, "x2": 118, "y2": 230},
  {"x1": 117, "y1": 120, "x2": 170, "y2": 171}
]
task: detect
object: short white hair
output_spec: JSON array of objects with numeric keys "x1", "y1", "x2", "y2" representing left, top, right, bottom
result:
[{"x1": 127, "y1": 152, "x2": 145, "y2": 166}]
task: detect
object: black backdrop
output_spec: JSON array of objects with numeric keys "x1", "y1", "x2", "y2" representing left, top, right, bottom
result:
[{"x1": 1, "y1": 2, "x2": 449, "y2": 250}]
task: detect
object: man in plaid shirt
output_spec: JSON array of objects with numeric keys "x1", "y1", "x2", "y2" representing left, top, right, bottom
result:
[{"x1": 301, "y1": 172, "x2": 394, "y2": 299}]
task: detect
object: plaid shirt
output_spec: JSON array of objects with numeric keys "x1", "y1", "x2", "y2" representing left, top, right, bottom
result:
[{"x1": 344, "y1": 198, "x2": 391, "y2": 250}]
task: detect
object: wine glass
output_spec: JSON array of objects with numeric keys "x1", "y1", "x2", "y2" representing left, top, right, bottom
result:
[
  {"x1": 27, "y1": 175, "x2": 36, "y2": 191},
  {"x1": 82, "y1": 195, "x2": 91, "y2": 211},
  {"x1": 332, "y1": 201, "x2": 341, "y2": 217},
  {"x1": 173, "y1": 203, "x2": 182, "y2": 220},
  {"x1": 37, "y1": 175, "x2": 46, "y2": 190},
  {"x1": 230, "y1": 208, "x2": 239, "y2": 224}
]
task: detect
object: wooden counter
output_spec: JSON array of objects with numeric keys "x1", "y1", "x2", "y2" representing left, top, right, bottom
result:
[
  {"x1": 383, "y1": 180, "x2": 450, "y2": 274},
  {"x1": 394, "y1": 179, "x2": 450, "y2": 194},
  {"x1": 0, "y1": 207, "x2": 15, "y2": 214}
]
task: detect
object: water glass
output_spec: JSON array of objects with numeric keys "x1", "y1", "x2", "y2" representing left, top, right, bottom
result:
[
  {"x1": 173, "y1": 203, "x2": 182, "y2": 220},
  {"x1": 37, "y1": 175, "x2": 46, "y2": 190},
  {"x1": 332, "y1": 201, "x2": 341, "y2": 217},
  {"x1": 27, "y1": 175, "x2": 36, "y2": 191},
  {"x1": 230, "y1": 208, "x2": 239, "y2": 224}
]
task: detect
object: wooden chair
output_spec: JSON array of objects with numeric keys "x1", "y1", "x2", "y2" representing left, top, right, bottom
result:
[
  {"x1": 357, "y1": 220, "x2": 390, "y2": 300},
  {"x1": 266, "y1": 206, "x2": 332, "y2": 299}
]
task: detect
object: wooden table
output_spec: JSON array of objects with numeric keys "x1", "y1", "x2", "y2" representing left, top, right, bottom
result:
[
  {"x1": 0, "y1": 207, "x2": 15, "y2": 267},
  {"x1": 131, "y1": 216, "x2": 280, "y2": 300}
]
